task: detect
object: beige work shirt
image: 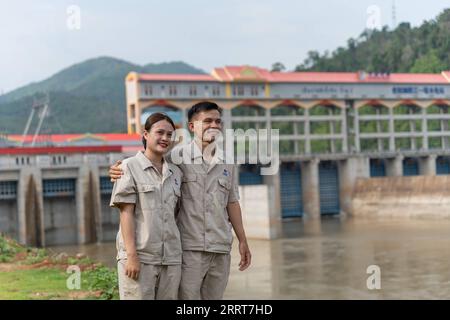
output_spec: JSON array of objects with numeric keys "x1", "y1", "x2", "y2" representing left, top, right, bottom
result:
[
  {"x1": 171, "y1": 141, "x2": 240, "y2": 254},
  {"x1": 110, "y1": 151, "x2": 183, "y2": 265}
]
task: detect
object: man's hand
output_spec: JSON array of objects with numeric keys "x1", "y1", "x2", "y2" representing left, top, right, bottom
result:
[
  {"x1": 238, "y1": 240, "x2": 251, "y2": 271},
  {"x1": 109, "y1": 160, "x2": 123, "y2": 182},
  {"x1": 125, "y1": 253, "x2": 141, "y2": 280}
]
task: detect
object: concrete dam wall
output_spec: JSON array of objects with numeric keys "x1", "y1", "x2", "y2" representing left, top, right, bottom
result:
[{"x1": 352, "y1": 175, "x2": 450, "y2": 218}]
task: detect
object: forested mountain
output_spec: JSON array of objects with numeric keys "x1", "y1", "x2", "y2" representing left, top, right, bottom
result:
[
  {"x1": 294, "y1": 9, "x2": 450, "y2": 73},
  {"x1": 0, "y1": 57, "x2": 205, "y2": 134}
]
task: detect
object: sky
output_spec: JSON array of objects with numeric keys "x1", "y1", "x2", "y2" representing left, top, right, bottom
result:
[{"x1": 0, "y1": 0, "x2": 449, "y2": 93}]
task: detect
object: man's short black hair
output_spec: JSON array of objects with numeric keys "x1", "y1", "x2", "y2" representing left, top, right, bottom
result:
[{"x1": 188, "y1": 101, "x2": 222, "y2": 121}]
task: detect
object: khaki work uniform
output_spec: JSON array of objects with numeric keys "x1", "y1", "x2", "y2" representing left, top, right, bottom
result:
[
  {"x1": 110, "y1": 151, "x2": 183, "y2": 300},
  {"x1": 172, "y1": 141, "x2": 240, "y2": 300}
]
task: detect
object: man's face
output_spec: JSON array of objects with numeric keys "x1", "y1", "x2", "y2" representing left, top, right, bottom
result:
[{"x1": 188, "y1": 109, "x2": 222, "y2": 143}]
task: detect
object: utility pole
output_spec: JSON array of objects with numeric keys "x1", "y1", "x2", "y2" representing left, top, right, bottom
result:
[{"x1": 392, "y1": 0, "x2": 397, "y2": 30}]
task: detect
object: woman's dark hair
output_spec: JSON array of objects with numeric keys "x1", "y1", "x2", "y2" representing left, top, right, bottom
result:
[{"x1": 142, "y1": 112, "x2": 176, "y2": 149}]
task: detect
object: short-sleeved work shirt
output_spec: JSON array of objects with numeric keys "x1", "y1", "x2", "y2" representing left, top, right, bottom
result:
[
  {"x1": 171, "y1": 141, "x2": 240, "y2": 254},
  {"x1": 110, "y1": 151, "x2": 183, "y2": 265}
]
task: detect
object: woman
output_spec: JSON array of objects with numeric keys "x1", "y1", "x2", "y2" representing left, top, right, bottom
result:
[{"x1": 110, "y1": 112, "x2": 182, "y2": 300}]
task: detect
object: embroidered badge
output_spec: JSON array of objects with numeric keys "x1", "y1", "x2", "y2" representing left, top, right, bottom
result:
[{"x1": 223, "y1": 169, "x2": 229, "y2": 177}]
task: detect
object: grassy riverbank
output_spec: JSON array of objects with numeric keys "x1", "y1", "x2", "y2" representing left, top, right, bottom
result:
[{"x1": 0, "y1": 234, "x2": 119, "y2": 300}]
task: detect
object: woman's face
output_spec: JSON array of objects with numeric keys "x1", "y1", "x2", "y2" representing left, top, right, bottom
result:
[{"x1": 144, "y1": 120, "x2": 174, "y2": 155}]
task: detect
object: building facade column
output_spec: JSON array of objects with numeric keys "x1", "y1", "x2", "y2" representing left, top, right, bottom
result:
[
  {"x1": 262, "y1": 169, "x2": 282, "y2": 239},
  {"x1": 77, "y1": 163, "x2": 104, "y2": 245},
  {"x1": 419, "y1": 154, "x2": 437, "y2": 176},
  {"x1": 300, "y1": 158, "x2": 320, "y2": 219},
  {"x1": 89, "y1": 166, "x2": 103, "y2": 243},
  {"x1": 388, "y1": 107, "x2": 396, "y2": 152},
  {"x1": 385, "y1": 155, "x2": 404, "y2": 176},
  {"x1": 338, "y1": 157, "x2": 370, "y2": 217},
  {"x1": 17, "y1": 167, "x2": 44, "y2": 247}
]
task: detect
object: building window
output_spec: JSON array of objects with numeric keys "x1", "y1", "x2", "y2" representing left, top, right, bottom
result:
[
  {"x1": 169, "y1": 85, "x2": 177, "y2": 96},
  {"x1": 212, "y1": 85, "x2": 221, "y2": 96},
  {"x1": 233, "y1": 85, "x2": 244, "y2": 96},
  {"x1": 189, "y1": 85, "x2": 197, "y2": 96},
  {"x1": 0, "y1": 181, "x2": 17, "y2": 200},
  {"x1": 143, "y1": 84, "x2": 153, "y2": 96},
  {"x1": 250, "y1": 85, "x2": 259, "y2": 96},
  {"x1": 100, "y1": 177, "x2": 113, "y2": 195},
  {"x1": 43, "y1": 179, "x2": 76, "y2": 198}
]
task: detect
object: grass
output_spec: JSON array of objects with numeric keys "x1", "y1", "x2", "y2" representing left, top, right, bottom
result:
[
  {"x1": 0, "y1": 234, "x2": 119, "y2": 300},
  {"x1": 0, "y1": 268, "x2": 73, "y2": 300},
  {"x1": 0, "y1": 234, "x2": 25, "y2": 262}
]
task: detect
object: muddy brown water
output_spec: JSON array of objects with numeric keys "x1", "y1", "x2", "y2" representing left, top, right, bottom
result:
[{"x1": 49, "y1": 217, "x2": 450, "y2": 299}]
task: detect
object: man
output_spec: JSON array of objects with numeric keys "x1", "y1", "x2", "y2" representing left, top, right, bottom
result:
[{"x1": 110, "y1": 101, "x2": 251, "y2": 299}]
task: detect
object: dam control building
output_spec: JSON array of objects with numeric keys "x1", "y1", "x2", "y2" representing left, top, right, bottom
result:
[{"x1": 2, "y1": 65, "x2": 450, "y2": 246}]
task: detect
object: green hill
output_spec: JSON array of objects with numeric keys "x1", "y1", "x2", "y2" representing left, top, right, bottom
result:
[
  {"x1": 0, "y1": 57, "x2": 205, "y2": 134},
  {"x1": 295, "y1": 8, "x2": 450, "y2": 73}
]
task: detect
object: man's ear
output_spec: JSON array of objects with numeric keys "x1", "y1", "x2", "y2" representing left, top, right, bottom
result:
[{"x1": 188, "y1": 122, "x2": 194, "y2": 133}]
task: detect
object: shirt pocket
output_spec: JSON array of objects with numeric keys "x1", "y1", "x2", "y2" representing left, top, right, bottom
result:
[
  {"x1": 181, "y1": 173, "x2": 197, "y2": 199},
  {"x1": 136, "y1": 184, "x2": 157, "y2": 210},
  {"x1": 173, "y1": 183, "x2": 181, "y2": 197},
  {"x1": 216, "y1": 177, "x2": 231, "y2": 206},
  {"x1": 167, "y1": 182, "x2": 181, "y2": 210}
]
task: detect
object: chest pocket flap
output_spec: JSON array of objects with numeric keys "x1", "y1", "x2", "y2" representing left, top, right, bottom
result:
[
  {"x1": 137, "y1": 184, "x2": 156, "y2": 193},
  {"x1": 218, "y1": 178, "x2": 231, "y2": 190},
  {"x1": 173, "y1": 183, "x2": 181, "y2": 197},
  {"x1": 182, "y1": 174, "x2": 197, "y2": 182}
]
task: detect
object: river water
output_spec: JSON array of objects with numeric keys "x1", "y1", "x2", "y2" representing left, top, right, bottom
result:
[{"x1": 48, "y1": 216, "x2": 450, "y2": 299}]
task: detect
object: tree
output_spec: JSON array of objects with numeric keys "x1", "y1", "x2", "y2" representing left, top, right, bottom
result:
[
  {"x1": 410, "y1": 50, "x2": 448, "y2": 73},
  {"x1": 293, "y1": 9, "x2": 450, "y2": 73},
  {"x1": 295, "y1": 51, "x2": 321, "y2": 71},
  {"x1": 271, "y1": 62, "x2": 286, "y2": 72}
]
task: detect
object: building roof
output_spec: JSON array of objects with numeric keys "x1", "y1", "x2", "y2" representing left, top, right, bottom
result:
[
  {"x1": 7, "y1": 133, "x2": 141, "y2": 144},
  {"x1": 134, "y1": 65, "x2": 450, "y2": 84},
  {"x1": 0, "y1": 145, "x2": 122, "y2": 155},
  {"x1": 138, "y1": 74, "x2": 216, "y2": 82},
  {"x1": 1, "y1": 133, "x2": 143, "y2": 154}
]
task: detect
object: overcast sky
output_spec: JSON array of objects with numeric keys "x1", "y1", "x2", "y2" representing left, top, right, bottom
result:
[{"x1": 0, "y1": 0, "x2": 448, "y2": 93}]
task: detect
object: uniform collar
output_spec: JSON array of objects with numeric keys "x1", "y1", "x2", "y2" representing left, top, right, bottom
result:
[
  {"x1": 189, "y1": 140, "x2": 224, "y2": 161},
  {"x1": 136, "y1": 151, "x2": 155, "y2": 170},
  {"x1": 136, "y1": 151, "x2": 172, "y2": 178}
]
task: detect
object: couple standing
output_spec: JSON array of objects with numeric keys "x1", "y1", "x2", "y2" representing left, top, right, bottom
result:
[{"x1": 109, "y1": 101, "x2": 252, "y2": 300}]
